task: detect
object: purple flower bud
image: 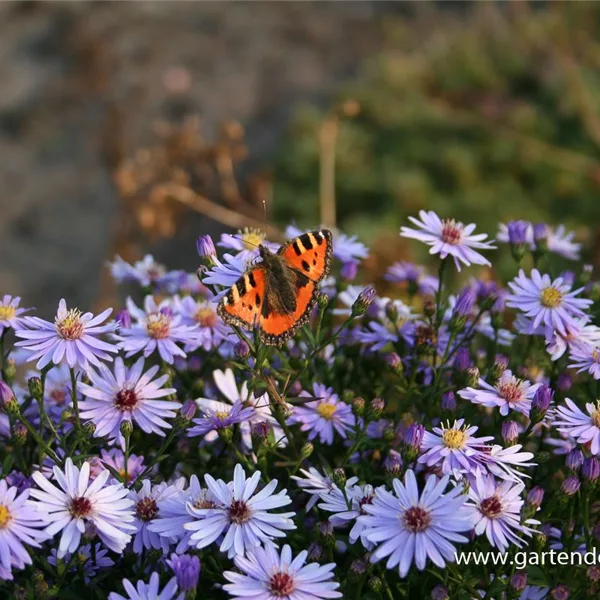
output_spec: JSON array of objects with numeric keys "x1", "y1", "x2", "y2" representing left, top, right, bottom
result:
[
  {"x1": 234, "y1": 341, "x2": 250, "y2": 358},
  {"x1": 550, "y1": 584, "x2": 570, "y2": 600},
  {"x1": 566, "y1": 449, "x2": 584, "y2": 471},
  {"x1": 508, "y1": 220, "x2": 530, "y2": 245},
  {"x1": 340, "y1": 261, "x2": 358, "y2": 281},
  {"x1": 494, "y1": 354, "x2": 509, "y2": 372},
  {"x1": 251, "y1": 420, "x2": 273, "y2": 441},
  {"x1": 510, "y1": 572, "x2": 527, "y2": 592},
  {"x1": 532, "y1": 385, "x2": 553, "y2": 413},
  {"x1": 533, "y1": 222, "x2": 548, "y2": 243},
  {"x1": 588, "y1": 566, "x2": 600, "y2": 583},
  {"x1": 501, "y1": 421, "x2": 519, "y2": 445},
  {"x1": 526, "y1": 486, "x2": 544, "y2": 509},
  {"x1": 582, "y1": 457, "x2": 600, "y2": 482},
  {"x1": 431, "y1": 585, "x2": 449, "y2": 600},
  {"x1": 441, "y1": 391, "x2": 456, "y2": 412},
  {"x1": 561, "y1": 475, "x2": 580, "y2": 496},
  {"x1": 453, "y1": 288, "x2": 475, "y2": 319},
  {"x1": 384, "y1": 450, "x2": 402, "y2": 475},
  {"x1": 453, "y1": 348, "x2": 471, "y2": 371},
  {"x1": 5, "y1": 471, "x2": 32, "y2": 494},
  {"x1": 403, "y1": 423, "x2": 424, "y2": 451},
  {"x1": 384, "y1": 352, "x2": 402, "y2": 372},
  {"x1": 180, "y1": 401, "x2": 196, "y2": 422},
  {"x1": 557, "y1": 373, "x2": 572, "y2": 392},
  {"x1": 167, "y1": 553, "x2": 200, "y2": 592},
  {"x1": 307, "y1": 542, "x2": 323, "y2": 561},
  {"x1": 0, "y1": 380, "x2": 15, "y2": 406},
  {"x1": 367, "y1": 397, "x2": 385, "y2": 420},
  {"x1": 352, "y1": 287, "x2": 376, "y2": 316},
  {"x1": 115, "y1": 309, "x2": 131, "y2": 329},
  {"x1": 196, "y1": 234, "x2": 216, "y2": 258}
]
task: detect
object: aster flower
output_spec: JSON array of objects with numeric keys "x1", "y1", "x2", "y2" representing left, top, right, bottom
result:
[
  {"x1": 202, "y1": 252, "x2": 248, "y2": 290},
  {"x1": 318, "y1": 483, "x2": 378, "y2": 544},
  {"x1": 288, "y1": 383, "x2": 355, "y2": 445},
  {"x1": 91, "y1": 448, "x2": 145, "y2": 484},
  {"x1": 498, "y1": 223, "x2": 581, "y2": 260},
  {"x1": 546, "y1": 317, "x2": 600, "y2": 361},
  {"x1": 465, "y1": 474, "x2": 539, "y2": 552},
  {"x1": 292, "y1": 467, "x2": 358, "y2": 512},
  {"x1": 30, "y1": 458, "x2": 135, "y2": 557},
  {"x1": 506, "y1": 269, "x2": 592, "y2": 337},
  {"x1": 48, "y1": 542, "x2": 115, "y2": 581},
  {"x1": 108, "y1": 254, "x2": 169, "y2": 287},
  {"x1": 554, "y1": 398, "x2": 600, "y2": 455},
  {"x1": 15, "y1": 299, "x2": 118, "y2": 371},
  {"x1": 219, "y1": 228, "x2": 280, "y2": 262},
  {"x1": 418, "y1": 419, "x2": 495, "y2": 477},
  {"x1": 0, "y1": 295, "x2": 32, "y2": 336},
  {"x1": 187, "y1": 400, "x2": 256, "y2": 439},
  {"x1": 167, "y1": 553, "x2": 201, "y2": 593},
  {"x1": 285, "y1": 224, "x2": 368, "y2": 263},
  {"x1": 78, "y1": 357, "x2": 181, "y2": 448},
  {"x1": 482, "y1": 445, "x2": 536, "y2": 482},
  {"x1": 568, "y1": 343, "x2": 600, "y2": 379},
  {"x1": 33, "y1": 363, "x2": 74, "y2": 423},
  {"x1": 109, "y1": 573, "x2": 182, "y2": 600},
  {"x1": 0, "y1": 480, "x2": 47, "y2": 581},
  {"x1": 459, "y1": 370, "x2": 542, "y2": 417},
  {"x1": 400, "y1": 210, "x2": 495, "y2": 271},
  {"x1": 185, "y1": 464, "x2": 295, "y2": 558},
  {"x1": 114, "y1": 296, "x2": 199, "y2": 364},
  {"x1": 148, "y1": 475, "x2": 219, "y2": 552},
  {"x1": 129, "y1": 479, "x2": 186, "y2": 553},
  {"x1": 223, "y1": 543, "x2": 342, "y2": 600},
  {"x1": 358, "y1": 470, "x2": 472, "y2": 577},
  {"x1": 385, "y1": 261, "x2": 438, "y2": 295},
  {"x1": 171, "y1": 294, "x2": 231, "y2": 351}
]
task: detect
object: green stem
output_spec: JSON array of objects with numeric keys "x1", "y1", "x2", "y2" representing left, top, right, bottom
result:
[
  {"x1": 70, "y1": 368, "x2": 82, "y2": 442},
  {"x1": 15, "y1": 413, "x2": 61, "y2": 465}
]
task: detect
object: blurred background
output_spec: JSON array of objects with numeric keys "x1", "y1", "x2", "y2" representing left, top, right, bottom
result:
[{"x1": 2, "y1": 1, "x2": 600, "y2": 317}]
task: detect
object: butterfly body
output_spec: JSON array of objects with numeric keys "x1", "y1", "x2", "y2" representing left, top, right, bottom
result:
[{"x1": 218, "y1": 229, "x2": 333, "y2": 346}]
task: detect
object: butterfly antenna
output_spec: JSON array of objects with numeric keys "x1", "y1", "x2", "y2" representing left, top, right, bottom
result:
[
  {"x1": 262, "y1": 198, "x2": 269, "y2": 240},
  {"x1": 224, "y1": 233, "x2": 261, "y2": 250}
]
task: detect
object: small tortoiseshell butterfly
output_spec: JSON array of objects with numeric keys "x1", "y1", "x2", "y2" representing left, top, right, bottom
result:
[{"x1": 218, "y1": 229, "x2": 333, "y2": 346}]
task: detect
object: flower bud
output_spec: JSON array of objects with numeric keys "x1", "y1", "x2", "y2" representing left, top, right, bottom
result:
[
  {"x1": 507, "y1": 220, "x2": 530, "y2": 262},
  {"x1": 307, "y1": 542, "x2": 323, "y2": 561},
  {"x1": 450, "y1": 288, "x2": 475, "y2": 332},
  {"x1": 587, "y1": 565, "x2": 600, "y2": 583},
  {"x1": 531, "y1": 385, "x2": 553, "y2": 423},
  {"x1": 332, "y1": 468, "x2": 346, "y2": 489},
  {"x1": 218, "y1": 426, "x2": 233, "y2": 444},
  {"x1": 351, "y1": 287, "x2": 376, "y2": 317},
  {"x1": 300, "y1": 443, "x2": 314, "y2": 460},
  {"x1": 441, "y1": 391, "x2": 456, "y2": 412},
  {"x1": 352, "y1": 397, "x2": 365, "y2": 418},
  {"x1": 180, "y1": 401, "x2": 197, "y2": 422},
  {"x1": 384, "y1": 352, "x2": 403, "y2": 374},
  {"x1": 367, "y1": 397, "x2": 384, "y2": 420},
  {"x1": 0, "y1": 380, "x2": 19, "y2": 416},
  {"x1": 501, "y1": 421, "x2": 519, "y2": 446},
  {"x1": 453, "y1": 348, "x2": 470, "y2": 371},
  {"x1": 13, "y1": 423, "x2": 27, "y2": 445},
  {"x1": 316, "y1": 293, "x2": 329, "y2": 310},
  {"x1": 402, "y1": 423, "x2": 424, "y2": 463},
  {"x1": 431, "y1": 585, "x2": 449, "y2": 600},
  {"x1": 120, "y1": 420, "x2": 134, "y2": 437},
  {"x1": 488, "y1": 354, "x2": 509, "y2": 383},
  {"x1": 384, "y1": 450, "x2": 402, "y2": 475},
  {"x1": 234, "y1": 341, "x2": 250, "y2": 359},
  {"x1": 465, "y1": 366, "x2": 480, "y2": 388},
  {"x1": 168, "y1": 553, "x2": 200, "y2": 593},
  {"x1": 550, "y1": 584, "x2": 570, "y2": 600},
  {"x1": 526, "y1": 486, "x2": 544, "y2": 509},
  {"x1": 582, "y1": 457, "x2": 600, "y2": 483},
  {"x1": 510, "y1": 572, "x2": 527, "y2": 592},
  {"x1": 561, "y1": 475, "x2": 580, "y2": 496},
  {"x1": 83, "y1": 422, "x2": 96, "y2": 437},
  {"x1": 28, "y1": 377, "x2": 43, "y2": 402},
  {"x1": 533, "y1": 223, "x2": 549, "y2": 255},
  {"x1": 350, "y1": 557, "x2": 368, "y2": 575},
  {"x1": 3, "y1": 359, "x2": 16, "y2": 385},
  {"x1": 368, "y1": 577, "x2": 382, "y2": 594},
  {"x1": 251, "y1": 421, "x2": 272, "y2": 444},
  {"x1": 566, "y1": 449, "x2": 584, "y2": 472},
  {"x1": 196, "y1": 234, "x2": 216, "y2": 260}
]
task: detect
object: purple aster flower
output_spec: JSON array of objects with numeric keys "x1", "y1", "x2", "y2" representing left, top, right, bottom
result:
[
  {"x1": 318, "y1": 483, "x2": 378, "y2": 544},
  {"x1": 546, "y1": 318, "x2": 600, "y2": 361},
  {"x1": 507, "y1": 220, "x2": 530, "y2": 246},
  {"x1": 202, "y1": 252, "x2": 248, "y2": 290},
  {"x1": 358, "y1": 470, "x2": 472, "y2": 577},
  {"x1": 527, "y1": 486, "x2": 545, "y2": 509},
  {"x1": 459, "y1": 370, "x2": 542, "y2": 417},
  {"x1": 291, "y1": 468, "x2": 358, "y2": 512},
  {"x1": 148, "y1": 475, "x2": 219, "y2": 552},
  {"x1": 184, "y1": 464, "x2": 295, "y2": 558},
  {"x1": 498, "y1": 223, "x2": 580, "y2": 261},
  {"x1": 130, "y1": 479, "x2": 186, "y2": 553},
  {"x1": 48, "y1": 542, "x2": 115, "y2": 581},
  {"x1": 90, "y1": 448, "x2": 145, "y2": 484},
  {"x1": 167, "y1": 553, "x2": 200, "y2": 592},
  {"x1": 288, "y1": 383, "x2": 355, "y2": 445},
  {"x1": 114, "y1": 296, "x2": 199, "y2": 364},
  {"x1": 506, "y1": 269, "x2": 592, "y2": 337},
  {"x1": 482, "y1": 444, "x2": 536, "y2": 482},
  {"x1": 568, "y1": 343, "x2": 600, "y2": 379},
  {"x1": 187, "y1": 399, "x2": 256, "y2": 439},
  {"x1": 465, "y1": 474, "x2": 539, "y2": 552},
  {"x1": 418, "y1": 419, "x2": 494, "y2": 476},
  {"x1": 219, "y1": 228, "x2": 279, "y2": 262},
  {"x1": 30, "y1": 458, "x2": 135, "y2": 557},
  {"x1": 385, "y1": 261, "x2": 438, "y2": 295},
  {"x1": 400, "y1": 210, "x2": 495, "y2": 271},
  {"x1": 0, "y1": 295, "x2": 32, "y2": 336},
  {"x1": 108, "y1": 254, "x2": 168, "y2": 287},
  {"x1": 78, "y1": 357, "x2": 180, "y2": 449},
  {"x1": 554, "y1": 398, "x2": 600, "y2": 455},
  {"x1": 286, "y1": 224, "x2": 368, "y2": 263},
  {"x1": 562, "y1": 475, "x2": 581, "y2": 496},
  {"x1": 109, "y1": 573, "x2": 182, "y2": 600},
  {"x1": 223, "y1": 543, "x2": 342, "y2": 600},
  {"x1": 0, "y1": 480, "x2": 47, "y2": 581},
  {"x1": 15, "y1": 299, "x2": 117, "y2": 372}
]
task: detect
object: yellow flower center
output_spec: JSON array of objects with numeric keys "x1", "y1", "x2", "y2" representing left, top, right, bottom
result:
[
  {"x1": 593, "y1": 349, "x2": 600, "y2": 364},
  {"x1": 442, "y1": 428, "x2": 467, "y2": 449},
  {"x1": 540, "y1": 287, "x2": 563, "y2": 308},
  {"x1": 214, "y1": 410, "x2": 230, "y2": 420},
  {"x1": 195, "y1": 307, "x2": 217, "y2": 328},
  {"x1": 592, "y1": 405, "x2": 600, "y2": 428},
  {"x1": 0, "y1": 306, "x2": 16, "y2": 321},
  {"x1": 56, "y1": 309, "x2": 84, "y2": 340},
  {"x1": 240, "y1": 228, "x2": 266, "y2": 251},
  {"x1": 0, "y1": 505, "x2": 11, "y2": 528},
  {"x1": 316, "y1": 403, "x2": 337, "y2": 420},
  {"x1": 146, "y1": 313, "x2": 171, "y2": 339}
]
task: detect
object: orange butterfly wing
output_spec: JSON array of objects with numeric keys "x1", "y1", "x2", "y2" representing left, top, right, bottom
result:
[
  {"x1": 278, "y1": 229, "x2": 333, "y2": 283},
  {"x1": 217, "y1": 268, "x2": 266, "y2": 330}
]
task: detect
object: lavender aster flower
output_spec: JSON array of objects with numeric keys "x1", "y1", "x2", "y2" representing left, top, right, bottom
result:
[
  {"x1": 114, "y1": 296, "x2": 199, "y2": 364},
  {"x1": 358, "y1": 470, "x2": 472, "y2": 577},
  {"x1": 30, "y1": 458, "x2": 135, "y2": 557},
  {"x1": 498, "y1": 223, "x2": 580, "y2": 260},
  {"x1": 167, "y1": 553, "x2": 201, "y2": 592},
  {"x1": 219, "y1": 228, "x2": 279, "y2": 262},
  {"x1": 185, "y1": 464, "x2": 295, "y2": 558},
  {"x1": 223, "y1": 543, "x2": 342, "y2": 600},
  {"x1": 568, "y1": 343, "x2": 600, "y2": 379},
  {"x1": 202, "y1": 252, "x2": 248, "y2": 290},
  {"x1": 465, "y1": 474, "x2": 539, "y2": 552},
  {"x1": 0, "y1": 480, "x2": 47, "y2": 581},
  {"x1": 187, "y1": 400, "x2": 256, "y2": 439},
  {"x1": 92, "y1": 448, "x2": 145, "y2": 484},
  {"x1": 0, "y1": 295, "x2": 32, "y2": 336},
  {"x1": 400, "y1": 210, "x2": 495, "y2": 271},
  {"x1": 291, "y1": 468, "x2": 358, "y2": 512},
  {"x1": 109, "y1": 573, "x2": 182, "y2": 600},
  {"x1": 288, "y1": 383, "x2": 355, "y2": 445},
  {"x1": 507, "y1": 220, "x2": 530, "y2": 246},
  {"x1": 554, "y1": 399, "x2": 600, "y2": 455},
  {"x1": 109, "y1": 255, "x2": 168, "y2": 287},
  {"x1": 459, "y1": 370, "x2": 542, "y2": 417},
  {"x1": 385, "y1": 261, "x2": 438, "y2": 295},
  {"x1": 48, "y1": 542, "x2": 115, "y2": 581},
  {"x1": 15, "y1": 299, "x2": 117, "y2": 372},
  {"x1": 506, "y1": 269, "x2": 592, "y2": 337},
  {"x1": 78, "y1": 357, "x2": 180, "y2": 449}
]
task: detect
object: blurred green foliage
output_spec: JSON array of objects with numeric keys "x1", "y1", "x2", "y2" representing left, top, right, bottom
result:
[{"x1": 272, "y1": 3, "x2": 600, "y2": 262}]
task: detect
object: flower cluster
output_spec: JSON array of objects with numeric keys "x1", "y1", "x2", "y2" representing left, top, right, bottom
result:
[{"x1": 0, "y1": 214, "x2": 598, "y2": 600}]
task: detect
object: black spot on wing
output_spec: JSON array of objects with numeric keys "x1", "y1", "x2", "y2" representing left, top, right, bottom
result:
[
  {"x1": 256, "y1": 293, "x2": 261, "y2": 306},
  {"x1": 300, "y1": 233, "x2": 313, "y2": 250},
  {"x1": 235, "y1": 280, "x2": 246, "y2": 298},
  {"x1": 314, "y1": 230, "x2": 324, "y2": 245},
  {"x1": 248, "y1": 272, "x2": 257, "y2": 288},
  {"x1": 301, "y1": 260, "x2": 310, "y2": 272},
  {"x1": 292, "y1": 241, "x2": 302, "y2": 256}
]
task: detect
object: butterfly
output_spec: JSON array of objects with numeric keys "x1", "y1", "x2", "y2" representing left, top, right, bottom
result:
[{"x1": 217, "y1": 229, "x2": 333, "y2": 346}]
